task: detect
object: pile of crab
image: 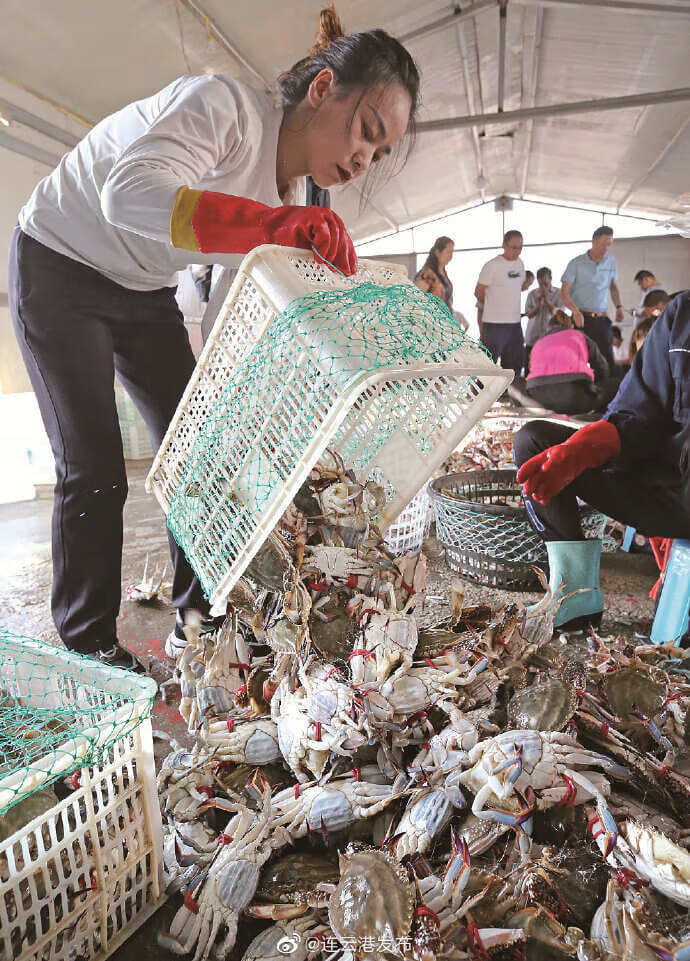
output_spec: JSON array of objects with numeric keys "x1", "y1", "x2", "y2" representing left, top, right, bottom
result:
[{"x1": 158, "y1": 450, "x2": 690, "y2": 961}]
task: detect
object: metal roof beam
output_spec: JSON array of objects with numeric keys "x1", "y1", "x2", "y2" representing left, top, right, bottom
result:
[
  {"x1": 0, "y1": 129, "x2": 63, "y2": 167},
  {"x1": 417, "y1": 86, "x2": 690, "y2": 132},
  {"x1": 515, "y1": 0, "x2": 690, "y2": 16},
  {"x1": 399, "y1": 0, "x2": 497, "y2": 43},
  {"x1": 519, "y1": 6, "x2": 544, "y2": 196},
  {"x1": 497, "y1": 0, "x2": 508, "y2": 113},
  {"x1": 177, "y1": 0, "x2": 271, "y2": 90},
  {"x1": 455, "y1": 20, "x2": 486, "y2": 200},
  {"x1": 0, "y1": 97, "x2": 79, "y2": 148},
  {"x1": 617, "y1": 116, "x2": 690, "y2": 210}
]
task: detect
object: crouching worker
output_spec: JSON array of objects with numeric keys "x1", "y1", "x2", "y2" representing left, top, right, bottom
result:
[
  {"x1": 525, "y1": 308, "x2": 617, "y2": 415},
  {"x1": 513, "y1": 292, "x2": 690, "y2": 631}
]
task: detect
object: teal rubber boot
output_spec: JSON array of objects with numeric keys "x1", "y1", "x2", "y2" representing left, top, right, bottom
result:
[{"x1": 544, "y1": 539, "x2": 604, "y2": 631}]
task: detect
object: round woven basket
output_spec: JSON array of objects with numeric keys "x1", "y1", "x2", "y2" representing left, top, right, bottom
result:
[{"x1": 430, "y1": 469, "x2": 607, "y2": 592}]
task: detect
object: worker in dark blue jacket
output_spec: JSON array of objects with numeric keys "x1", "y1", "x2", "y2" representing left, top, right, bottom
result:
[{"x1": 513, "y1": 291, "x2": 690, "y2": 630}]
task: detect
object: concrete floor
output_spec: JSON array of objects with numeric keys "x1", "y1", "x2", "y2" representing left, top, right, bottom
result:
[{"x1": 0, "y1": 457, "x2": 662, "y2": 961}]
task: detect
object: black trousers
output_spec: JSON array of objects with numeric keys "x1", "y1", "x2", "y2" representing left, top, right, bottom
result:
[
  {"x1": 9, "y1": 228, "x2": 207, "y2": 653},
  {"x1": 582, "y1": 313, "x2": 615, "y2": 374},
  {"x1": 526, "y1": 378, "x2": 619, "y2": 415},
  {"x1": 526, "y1": 380, "x2": 598, "y2": 415},
  {"x1": 481, "y1": 323, "x2": 524, "y2": 377},
  {"x1": 513, "y1": 420, "x2": 690, "y2": 542}
]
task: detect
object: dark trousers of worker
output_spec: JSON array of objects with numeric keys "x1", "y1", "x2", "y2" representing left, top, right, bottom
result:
[
  {"x1": 526, "y1": 377, "x2": 619, "y2": 416},
  {"x1": 481, "y1": 322, "x2": 524, "y2": 377},
  {"x1": 582, "y1": 313, "x2": 615, "y2": 374},
  {"x1": 513, "y1": 420, "x2": 690, "y2": 542},
  {"x1": 8, "y1": 227, "x2": 207, "y2": 653},
  {"x1": 526, "y1": 380, "x2": 599, "y2": 415}
]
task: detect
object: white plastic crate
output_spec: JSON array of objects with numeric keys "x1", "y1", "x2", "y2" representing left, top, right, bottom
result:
[
  {"x1": 384, "y1": 484, "x2": 431, "y2": 555},
  {"x1": 148, "y1": 247, "x2": 410, "y2": 514},
  {"x1": 0, "y1": 636, "x2": 163, "y2": 961},
  {"x1": 146, "y1": 246, "x2": 513, "y2": 611}
]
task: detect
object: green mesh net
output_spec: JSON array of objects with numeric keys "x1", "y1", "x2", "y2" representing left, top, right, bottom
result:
[
  {"x1": 167, "y1": 282, "x2": 497, "y2": 601},
  {"x1": 0, "y1": 632, "x2": 156, "y2": 815}
]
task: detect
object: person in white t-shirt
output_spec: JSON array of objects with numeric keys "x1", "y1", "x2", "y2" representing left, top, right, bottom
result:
[
  {"x1": 8, "y1": 6, "x2": 420, "y2": 670},
  {"x1": 474, "y1": 230, "x2": 525, "y2": 376}
]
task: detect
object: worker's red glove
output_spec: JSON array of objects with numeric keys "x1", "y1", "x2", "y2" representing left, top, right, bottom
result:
[
  {"x1": 516, "y1": 420, "x2": 621, "y2": 504},
  {"x1": 170, "y1": 187, "x2": 357, "y2": 276}
]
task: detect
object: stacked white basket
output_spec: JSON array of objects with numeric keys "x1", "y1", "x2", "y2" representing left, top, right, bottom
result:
[
  {"x1": 0, "y1": 637, "x2": 163, "y2": 961},
  {"x1": 147, "y1": 246, "x2": 513, "y2": 611}
]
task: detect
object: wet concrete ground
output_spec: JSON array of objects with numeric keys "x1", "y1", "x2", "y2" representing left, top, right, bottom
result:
[{"x1": 0, "y1": 457, "x2": 662, "y2": 961}]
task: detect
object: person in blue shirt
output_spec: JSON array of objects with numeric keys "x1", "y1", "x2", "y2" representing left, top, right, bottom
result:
[
  {"x1": 559, "y1": 226, "x2": 624, "y2": 375},
  {"x1": 513, "y1": 291, "x2": 690, "y2": 631}
]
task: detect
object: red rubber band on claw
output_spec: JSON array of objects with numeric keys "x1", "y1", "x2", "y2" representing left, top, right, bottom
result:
[
  {"x1": 218, "y1": 833, "x2": 234, "y2": 845},
  {"x1": 314, "y1": 722, "x2": 322, "y2": 740},
  {"x1": 71, "y1": 770, "x2": 81, "y2": 790},
  {"x1": 600, "y1": 721, "x2": 610, "y2": 737},
  {"x1": 197, "y1": 785, "x2": 214, "y2": 799},
  {"x1": 556, "y1": 774, "x2": 577, "y2": 808},
  {"x1": 226, "y1": 717, "x2": 235, "y2": 733},
  {"x1": 415, "y1": 905, "x2": 440, "y2": 925},
  {"x1": 423, "y1": 657, "x2": 436, "y2": 668},
  {"x1": 664, "y1": 693, "x2": 683, "y2": 705},
  {"x1": 183, "y1": 890, "x2": 199, "y2": 914},
  {"x1": 466, "y1": 921, "x2": 489, "y2": 961},
  {"x1": 294, "y1": 784, "x2": 300, "y2": 799},
  {"x1": 349, "y1": 648, "x2": 375, "y2": 659},
  {"x1": 657, "y1": 765, "x2": 672, "y2": 781},
  {"x1": 587, "y1": 814, "x2": 603, "y2": 840},
  {"x1": 350, "y1": 767, "x2": 361, "y2": 781},
  {"x1": 615, "y1": 869, "x2": 648, "y2": 888}
]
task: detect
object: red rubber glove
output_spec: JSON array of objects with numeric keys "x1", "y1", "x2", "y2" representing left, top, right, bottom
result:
[
  {"x1": 170, "y1": 187, "x2": 357, "y2": 276},
  {"x1": 516, "y1": 420, "x2": 621, "y2": 504}
]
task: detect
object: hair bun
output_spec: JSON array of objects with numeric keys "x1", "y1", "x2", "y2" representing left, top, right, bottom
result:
[{"x1": 311, "y1": 4, "x2": 345, "y2": 54}]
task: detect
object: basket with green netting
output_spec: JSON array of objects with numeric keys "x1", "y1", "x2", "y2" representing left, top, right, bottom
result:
[
  {"x1": 147, "y1": 245, "x2": 514, "y2": 612},
  {"x1": 0, "y1": 632, "x2": 163, "y2": 961},
  {"x1": 430, "y1": 469, "x2": 608, "y2": 591}
]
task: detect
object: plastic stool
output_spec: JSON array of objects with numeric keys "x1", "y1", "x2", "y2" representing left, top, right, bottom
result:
[{"x1": 650, "y1": 539, "x2": 690, "y2": 645}]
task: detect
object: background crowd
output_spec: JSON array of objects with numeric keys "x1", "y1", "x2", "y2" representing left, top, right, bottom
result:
[{"x1": 414, "y1": 226, "x2": 674, "y2": 417}]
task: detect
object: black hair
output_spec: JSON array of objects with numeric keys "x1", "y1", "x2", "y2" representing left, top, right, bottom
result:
[
  {"x1": 536, "y1": 266, "x2": 551, "y2": 281},
  {"x1": 421, "y1": 236, "x2": 454, "y2": 276},
  {"x1": 643, "y1": 289, "x2": 670, "y2": 309},
  {"x1": 277, "y1": 6, "x2": 420, "y2": 198},
  {"x1": 503, "y1": 230, "x2": 523, "y2": 245},
  {"x1": 634, "y1": 269, "x2": 656, "y2": 282},
  {"x1": 525, "y1": 269, "x2": 535, "y2": 279},
  {"x1": 611, "y1": 325, "x2": 622, "y2": 339},
  {"x1": 592, "y1": 226, "x2": 613, "y2": 240}
]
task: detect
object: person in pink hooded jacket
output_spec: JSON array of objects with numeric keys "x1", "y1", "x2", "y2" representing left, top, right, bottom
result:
[{"x1": 525, "y1": 308, "x2": 616, "y2": 414}]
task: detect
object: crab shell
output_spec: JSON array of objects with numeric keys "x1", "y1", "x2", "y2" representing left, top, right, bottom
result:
[
  {"x1": 328, "y1": 847, "x2": 415, "y2": 945},
  {"x1": 507, "y1": 678, "x2": 578, "y2": 732}
]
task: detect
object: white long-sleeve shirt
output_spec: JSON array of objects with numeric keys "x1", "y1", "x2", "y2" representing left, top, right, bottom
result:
[{"x1": 19, "y1": 75, "x2": 305, "y2": 291}]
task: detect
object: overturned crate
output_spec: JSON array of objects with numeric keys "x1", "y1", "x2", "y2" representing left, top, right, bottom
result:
[
  {"x1": 147, "y1": 246, "x2": 513, "y2": 611},
  {"x1": 0, "y1": 633, "x2": 162, "y2": 961}
]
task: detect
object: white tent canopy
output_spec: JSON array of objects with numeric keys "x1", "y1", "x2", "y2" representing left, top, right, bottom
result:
[{"x1": 0, "y1": 0, "x2": 689, "y2": 243}]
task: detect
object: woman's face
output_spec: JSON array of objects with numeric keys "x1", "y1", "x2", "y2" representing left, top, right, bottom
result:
[
  {"x1": 437, "y1": 242, "x2": 454, "y2": 268},
  {"x1": 304, "y1": 71, "x2": 412, "y2": 189}
]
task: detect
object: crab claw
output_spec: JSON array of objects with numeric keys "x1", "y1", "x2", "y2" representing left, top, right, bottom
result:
[
  {"x1": 491, "y1": 744, "x2": 523, "y2": 786},
  {"x1": 644, "y1": 937, "x2": 690, "y2": 961},
  {"x1": 445, "y1": 830, "x2": 471, "y2": 898},
  {"x1": 482, "y1": 789, "x2": 534, "y2": 835},
  {"x1": 596, "y1": 800, "x2": 619, "y2": 859}
]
